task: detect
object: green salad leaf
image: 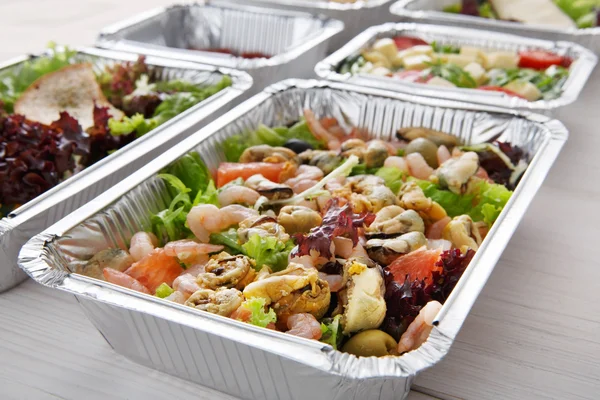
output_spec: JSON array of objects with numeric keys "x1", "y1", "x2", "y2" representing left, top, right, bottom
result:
[
  {"x1": 415, "y1": 179, "x2": 475, "y2": 217},
  {"x1": 375, "y1": 166, "x2": 406, "y2": 195},
  {"x1": 210, "y1": 228, "x2": 245, "y2": 255},
  {"x1": 554, "y1": 0, "x2": 600, "y2": 21},
  {"x1": 235, "y1": 298, "x2": 277, "y2": 328},
  {"x1": 427, "y1": 61, "x2": 477, "y2": 88},
  {"x1": 155, "y1": 283, "x2": 174, "y2": 298},
  {"x1": 0, "y1": 43, "x2": 76, "y2": 112},
  {"x1": 431, "y1": 41, "x2": 460, "y2": 54},
  {"x1": 242, "y1": 234, "x2": 294, "y2": 272},
  {"x1": 487, "y1": 66, "x2": 569, "y2": 100},
  {"x1": 320, "y1": 315, "x2": 343, "y2": 350}
]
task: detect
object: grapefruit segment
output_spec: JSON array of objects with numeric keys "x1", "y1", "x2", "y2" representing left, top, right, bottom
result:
[{"x1": 387, "y1": 248, "x2": 443, "y2": 283}]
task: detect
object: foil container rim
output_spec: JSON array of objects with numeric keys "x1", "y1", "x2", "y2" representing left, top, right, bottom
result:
[
  {"x1": 390, "y1": 0, "x2": 600, "y2": 35},
  {"x1": 315, "y1": 22, "x2": 598, "y2": 110},
  {"x1": 241, "y1": 0, "x2": 396, "y2": 11},
  {"x1": 18, "y1": 78, "x2": 568, "y2": 380},
  {"x1": 0, "y1": 45, "x2": 252, "y2": 228},
  {"x1": 95, "y1": 1, "x2": 345, "y2": 70}
]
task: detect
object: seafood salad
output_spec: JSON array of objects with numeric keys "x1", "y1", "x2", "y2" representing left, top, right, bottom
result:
[
  {"x1": 80, "y1": 110, "x2": 528, "y2": 357},
  {"x1": 337, "y1": 35, "x2": 573, "y2": 101},
  {"x1": 0, "y1": 45, "x2": 231, "y2": 217},
  {"x1": 443, "y1": 0, "x2": 599, "y2": 29}
]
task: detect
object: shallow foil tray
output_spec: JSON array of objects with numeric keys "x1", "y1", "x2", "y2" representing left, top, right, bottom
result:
[
  {"x1": 240, "y1": 0, "x2": 396, "y2": 52},
  {"x1": 0, "y1": 47, "x2": 252, "y2": 293},
  {"x1": 19, "y1": 79, "x2": 567, "y2": 400},
  {"x1": 390, "y1": 0, "x2": 600, "y2": 54},
  {"x1": 95, "y1": 0, "x2": 343, "y2": 96},
  {"x1": 315, "y1": 23, "x2": 598, "y2": 111}
]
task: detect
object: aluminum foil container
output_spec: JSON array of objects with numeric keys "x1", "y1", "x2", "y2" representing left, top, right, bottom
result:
[
  {"x1": 315, "y1": 23, "x2": 598, "y2": 111},
  {"x1": 390, "y1": 0, "x2": 600, "y2": 54},
  {"x1": 19, "y1": 79, "x2": 567, "y2": 400},
  {"x1": 0, "y1": 47, "x2": 252, "y2": 293},
  {"x1": 240, "y1": 0, "x2": 396, "y2": 52},
  {"x1": 95, "y1": 1, "x2": 343, "y2": 96}
]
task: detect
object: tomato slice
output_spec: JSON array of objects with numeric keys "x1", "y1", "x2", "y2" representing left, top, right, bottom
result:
[
  {"x1": 518, "y1": 50, "x2": 567, "y2": 70},
  {"x1": 217, "y1": 162, "x2": 285, "y2": 187},
  {"x1": 392, "y1": 36, "x2": 429, "y2": 50},
  {"x1": 478, "y1": 86, "x2": 527, "y2": 99},
  {"x1": 393, "y1": 70, "x2": 430, "y2": 83}
]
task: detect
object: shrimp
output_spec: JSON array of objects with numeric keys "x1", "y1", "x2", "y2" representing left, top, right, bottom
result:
[
  {"x1": 218, "y1": 185, "x2": 260, "y2": 207},
  {"x1": 286, "y1": 313, "x2": 323, "y2": 340},
  {"x1": 333, "y1": 237, "x2": 354, "y2": 259},
  {"x1": 172, "y1": 273, "x2": 202, "y2": 299},
  {"x1": 426, "y1": 216, "x2": 451, "y2": 240},
  {"x1": 384, "y1": 156, "x2": 409, "y2": 173},
  {"x1": 349, "y1": 243, "x2": 369, "y2": 262},
  {"x1": 406, "y1": 153, "x2": 435, "y2": 180},
  {"x1": 164, "y1": 239, "x2": 223, "y2": 264},
  {"x1": 284, "y1": 165, "x2": 324, "y2": 187},
  {"x1": 437, "y1": 145, "x2": 451, "y2": 165},
  {"x1": 304, "y1": 109, "x2": 341, "y2": 151},
  {"x1": 129, "y1": 232, "x2": 158, "y2": 262},
  {"x1": 164, "y1": 291, "x2": 186, "y2": 304},
  {"x1": 397, "y1": 301, "x2": 442, "y2": 354},
  {"x1": 290, "y1": 179, "x2": 318, "y2": 194},
  {"x1": 103, "y1": 268, "x2": 150, "y2": 294},
  {"x1": 318, "y1": 272, "x2": 344, "y2": 292},
  {"x1": 187, "y1": 204, "x2": 259, "y2": 242}
]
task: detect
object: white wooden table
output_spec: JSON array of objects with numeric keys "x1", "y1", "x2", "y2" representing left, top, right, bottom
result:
[{"x1": 1, "y1": 1, "x2": 598, "y2": 399}]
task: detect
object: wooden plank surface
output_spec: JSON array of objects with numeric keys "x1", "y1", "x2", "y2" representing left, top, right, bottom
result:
[{"x1": 0, "y1": 0, "x2": 598, "y2": 399}]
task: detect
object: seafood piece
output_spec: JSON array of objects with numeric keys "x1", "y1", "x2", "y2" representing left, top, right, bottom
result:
[
  {"x1": 172, "y1": 273, "x2": 202, "y2": 299},
  {"x1": 124, "y1": 249, "x2": 184, "y2": 293},
  {"x1": 406, "y1": 153, "x2": 435, "y2": 180},
  {"x1": 103, "y1": 268, "x2": 150, "y2": 294},
  {"x1": 384, "y1": 156, "x2": 409, "y2": 173},
  {"x1": 218, "y1": 185, "x2": 261, "y2": 207},
  {"x1": 365, "y1": 232, "x2": 427, "y2": 266},
  {"x1": 442, "y1": 215, "x2": 482, "y2": 251},
  {"x1": 299, "y1": 150, "x2": 343, "y2": 175},
  {"x1": 79, "y1": 248, "x2": 134, "y2": 280},
  {"x1": 436, "y1": 152, "x2": 479, "y2": 194},
  {"x1": 366, "y1": 206, "x2": 425, "y2": 239},
  {"x1": 277, "y1": 205, "x2": 322, "y2": 234},
  {"x1": 333, "y1": 236, "x2": 354, "y2": 259},
  {"x1": 243, "y1": 263, "x2": 330, "y2": 329},
  {"x1": 245, "y1": 174, "x2": 293, "y2": 200},
  {"x1": 340, "y1": 138, "x2": 367, "y2": 159},
  {"x1": 187, "y1": 204, "x2": 259, "y2": 242},
  {"x1": 239, "y1": 145, "x2": 298, "y2": 164},
  {"x1": 304, "y1": 109, "x2": 341, "y2": 150},
  {"x1": 365, "y1": 140, "x2": 392, "y2": 169},
  {"x1": 284, "y1": 164, "x2": 324, "y2": 187},
  {"x1": 397, "y1": 301, "x2": 442, "y2": 354},
  {"x1": 398, "y1": 181, "x2": 447, "y2": 223},
  {"x1": 318, "y1": 272, "x2": 344, "y2": 292},
  {"x1": 397, "y1": 127, "x2": 458, "y2": 147},
  {"x1": 164, "y1": 240, "x2": 223, "y2": 264},
  {"x1": 185, "y1": 287, "x2": 244, "y2": 317},
  {"x1": 437, "y1": 145, "x2": 451, "y2": 165},
  {"x1": 338, "y1": 259, "x2": 386, "y2": 335},
  {"x1": 197, "y1": 254, "x2": 256, "y2": 290},
  {"x1": 129, "y1": 232, "x2": 158, "y2": 262},
  {"x1": 406, "y1": 138, "x2": 439, "y2": 169},
  {"x1": 286, "y1": 313, "x2": 323, "y2": 340},
  {"x1": 237, "y1": 215, "x2": 289, "y2": 244},
  {"x1": 346, "y1": 175, "x2": 399, "y2": 213},
  {"x1": 164, "y1": 291, "x2": 186, "y2": 304}
]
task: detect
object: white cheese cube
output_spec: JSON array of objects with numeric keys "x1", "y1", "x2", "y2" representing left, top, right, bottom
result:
[
  {"x1": 460, "y1": 46, "x2": 484, "y2": 60},
  {"x1": 397, "y1": 45, "x2": 434, "y2": 60},
  {"x1": 482, "y1": 51, "x2": 519, "y2": 70},
  {"x1": 362, "y1": 51, "x2": 391, "y2": 69},
  {"x1": 427, "y1": 77, "x2": 456, "y2": 88},
  {"x1": 403, "y1": 54, "x2": 432, "y2": 70},
  {"x1": 369, "y1": 66, "x2": 391, "y2": 76},
  {"x1": 503, "y1": 80, "x2": 542, "y2": 101},
  {"x1": 463, "y1": 62, "x2": 488, "y2": 85},
  {"x1": 444, "y1": 54, "x2": 479, "y2": 68},
  {"x1": 372, "y1": 38, "x2": 398, "y2": 61}
]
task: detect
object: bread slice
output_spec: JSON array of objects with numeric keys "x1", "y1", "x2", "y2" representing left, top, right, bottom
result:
[
  {"x1": 489, "y1": 0, "x2": 576, "y2": 29},
  {"x1": 14, "y1": 63, "x2": 124, "y2": 130}
]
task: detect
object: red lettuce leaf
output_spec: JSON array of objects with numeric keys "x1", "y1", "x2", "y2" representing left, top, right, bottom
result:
[
  {"x1": 291, "y1": 198, "x2": 375, "y2": 259},
  {"x1": 100, "y1": 55, "x2": 149, "y2": 109},
  {"x1": 86, "y1": 106, "x2": 136, "y2": 165},
  {"x1": 460, "y1": 0, "x2": 480, "y2": 16},
  {"x1": 478, "y1": 141, "x2": 525, "y2": 189}
]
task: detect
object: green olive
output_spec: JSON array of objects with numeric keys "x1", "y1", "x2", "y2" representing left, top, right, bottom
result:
[
  {"x1": 405, "y1": 138, "x2": 439, "y2": 168},
  {"x1": 341, "y1": 329, "x2": 398, "y2": 357}
]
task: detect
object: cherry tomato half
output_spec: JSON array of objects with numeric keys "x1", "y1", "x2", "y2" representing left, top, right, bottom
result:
[
  {"x1": 217, "y1": 162, "x2": 285, "y2": 187},
  {"x1": 392, "y1": 36, "x2": 429, "y2": 51},
  {"x1": 478, "y1": 86, "x2": 527, "y2": 99},
  {"x1": 518, "y1": 50, "x2": 568, "y2": 70},
  {"x1": 393, "y1": 70, "x2": 430, "y2": 83}
]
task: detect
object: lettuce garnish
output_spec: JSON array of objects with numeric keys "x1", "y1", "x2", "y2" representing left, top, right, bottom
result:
[
  {"x1": 242, "y1": 234, "x2": 294, "y2": 272},
  {"x1": 320, "y1": 315, "x2": 343, "y2": 349},
  {"x1": 155, "y1": 283, "x2": 174, "y2": 298},
  {"x1": 235, "y1": 298, "x2": 277, "y2": 328}
]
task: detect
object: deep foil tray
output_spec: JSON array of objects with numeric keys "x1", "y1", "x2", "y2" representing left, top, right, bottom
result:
[
  {"x1": 96, "y1": 0, "x2": 343, "y2": 95},
  {"x1": 19, "y1": 79, "x2": 567, "y2": 400},
  {"x1": 315, "y1": 23, "x2": 597, "y2": 111},
  {"x1": 241, "y1": 0, "x2": 396, "y2": 52},
  {"x1": 390, "y1": 0, "x2": 600, "y2": 54},
  {"x1": 0, "y1": 47, "x2": 252, "y2": 292}
]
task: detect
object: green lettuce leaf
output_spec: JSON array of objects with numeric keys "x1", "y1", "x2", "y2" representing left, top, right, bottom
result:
[
  {"x1": 414, "y1": 179, "x2": 475, "y2": 217},
  {"x1": 242, "y1": 234, "x2": 294, "y2": 272},
  {"x1": 320, "y1": 315, "x2": 343, "y2": 350},
  {"x1": 376, "y1": 167, "x2": 406, "y2": 194},
  {"x1": 209, "y1": 228, "x2": 245, "y2": 255},
  {"x1": 467, "y1": 180, "x2": 512, "y2": 225},
  {"x1": 236, "y1": 298, "x2": 277, "y2": 328}
]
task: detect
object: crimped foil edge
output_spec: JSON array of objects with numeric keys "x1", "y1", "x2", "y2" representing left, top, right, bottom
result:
[{"x1": 315, "y1": 22, "x2": 598, "y2": 110}]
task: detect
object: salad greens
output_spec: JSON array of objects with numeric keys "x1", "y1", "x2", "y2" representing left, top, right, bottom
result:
[
  {"x1": 222, "y1": 120, "x2": 325, "y2": 162},
  {"x1": 235, "y1": 298, "x2": 277, "y2": 328},
  {"x1": 210, "y1": 229, "x2": 245, "y2": 255},
  {"x1": 427, "y1": 61, "x2": 477, "y2": 88},
  {"x1": 431, "y1": 41, "x2": 460, "y2": 54},
  {"x1": 242, "y1": 234, "x2": 295, "y2": 272},
  {"x1": 487, "y1": 66, "x2": 569, "y2": 100},
  {"x1": 155, "y1": 283, "x2": 175, "y2": 298},
  {"x1": 320, "y1": 315, "x2": 343, "y2": 349}
]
